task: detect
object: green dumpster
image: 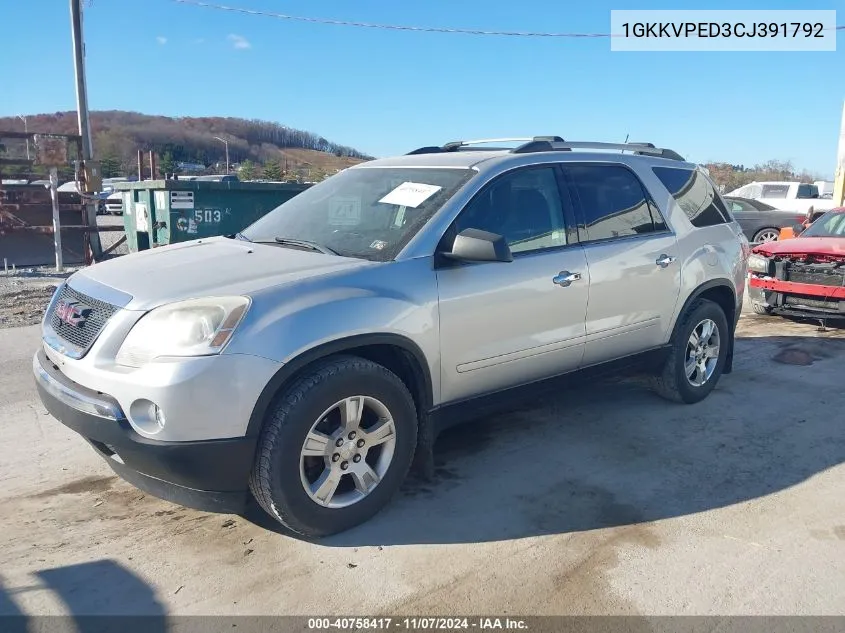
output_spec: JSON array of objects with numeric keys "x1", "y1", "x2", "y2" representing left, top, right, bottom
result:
[{"x1": 113, "y1": 179, "x2": 312, "y2": 252}]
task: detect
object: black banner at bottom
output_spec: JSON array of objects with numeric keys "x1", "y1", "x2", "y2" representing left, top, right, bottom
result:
[{"x1": 2, "y1": 616, "x2": 844, "y2": 633}]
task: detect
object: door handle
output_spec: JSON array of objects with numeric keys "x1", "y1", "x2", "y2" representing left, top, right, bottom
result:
[
  {"x1": 655, "y1": 254, "x2": 677, "y2": 268},
  {"x1": 553, "y1": 271, "x2": 582, "y2": 287}
]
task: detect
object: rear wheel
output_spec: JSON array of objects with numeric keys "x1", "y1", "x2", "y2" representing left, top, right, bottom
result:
[
  {"x1": 752, "y1": 303, "x2": 773, "y2": 315},
  {"x1": 651, "y1": 299, "x2": 729, "y2": 404},
  {"x1": 753, "y1": 227, "x2": 780, "y2": 243},
  {"x1": 249, "y1": 356, "x2": 417, "y2": 537}
]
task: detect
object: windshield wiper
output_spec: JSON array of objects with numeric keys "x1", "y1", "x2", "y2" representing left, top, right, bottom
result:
[{"x1": 272, "y1": 236, "x2": 338, "y2": 255}]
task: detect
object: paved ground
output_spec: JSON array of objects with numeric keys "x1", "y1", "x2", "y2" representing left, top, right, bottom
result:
[{"x1": 1, "y1": 298, "x2": 844, "y2": 618}]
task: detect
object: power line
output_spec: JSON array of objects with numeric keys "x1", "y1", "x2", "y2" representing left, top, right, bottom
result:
[
  {"x1": 171, "y1": 0, "x2": 615, "y2": 38},
  {"x1": 173, "y1": 1, "x2": 845, "y2": 38}
]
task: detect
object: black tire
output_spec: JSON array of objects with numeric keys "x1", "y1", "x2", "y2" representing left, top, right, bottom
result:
[
  {"x1": 752, "y1": 303, "x2": 773, "y2": 315},
  {"x1": 651, "y1": 299, "x2": 730, "y2": 404},
  {"x1": 249, "y1": 355, "x2": 417, "y2": 537}
]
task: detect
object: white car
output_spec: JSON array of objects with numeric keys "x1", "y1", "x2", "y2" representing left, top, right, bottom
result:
[
  {"x1": 104, "y1": 191, "x2": 123, "y2": 215},
  {"x1": 726, "y1": 181, "x2": 835, "y2": 213}
]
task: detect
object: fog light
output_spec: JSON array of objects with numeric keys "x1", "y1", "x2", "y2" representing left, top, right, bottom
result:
[
  {"x1": 129, "y1": 399, "x2": 166, "y2": 434},
  {"x1": 153, "y1": 404, "x2": 166, "y2": 429}
]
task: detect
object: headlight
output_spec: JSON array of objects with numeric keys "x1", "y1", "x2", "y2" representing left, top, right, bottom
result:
[
  {"x1": 116, "y1": 296, "x2": 250, "y2": 367},
  {"x1": 747, "y1": 253, "x2": 770, "y2": 274}
]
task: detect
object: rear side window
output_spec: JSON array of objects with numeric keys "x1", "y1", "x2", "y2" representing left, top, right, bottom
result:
[
  {"x1": 761, "y1": 184, "x2": 790, "y2": 199},
  {"x1": 564, "y1": 164, "x2": 667, "y2": 242},
  {"x1": 730, "y1": 200, "x2": 753, "y2": 213},
  {"x1": 653, "y1": 167, "x2": 729, "y2": 228}
]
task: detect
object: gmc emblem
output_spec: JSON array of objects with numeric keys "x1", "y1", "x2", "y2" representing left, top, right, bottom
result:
[{"x1": 55, "y1": 300, "x2": 90, "y2": 327}]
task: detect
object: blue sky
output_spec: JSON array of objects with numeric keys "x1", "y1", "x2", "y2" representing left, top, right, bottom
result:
[{"x1": 2, "y1": 0, "x2": 843, "y2": 176}]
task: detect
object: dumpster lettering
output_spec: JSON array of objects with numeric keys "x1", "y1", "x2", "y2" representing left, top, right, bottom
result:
[{"x1": 194, "y1": 209, "x2": 222, "y2": 224}]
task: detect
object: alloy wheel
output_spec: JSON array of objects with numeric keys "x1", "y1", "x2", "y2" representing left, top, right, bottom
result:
[
  {"x1": 299, "y1": 396, "x2": 397, "y2": 509},
  {"x1": 685, "y1": 319, "x2": 721, "y2": 387},
  {"x1": 755, "y1": 229, "x2": 779, "y2": 243}
]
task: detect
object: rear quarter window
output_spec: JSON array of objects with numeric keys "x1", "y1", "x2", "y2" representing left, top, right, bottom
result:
[
  {"x1": 761, "y1": 184, "x2": 790, "y2": 199},
  {"x1": 652, "y1": 167, "x2": 729, "y2": 228}
]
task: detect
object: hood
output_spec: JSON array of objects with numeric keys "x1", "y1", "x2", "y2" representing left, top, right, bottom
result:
[
  {"x1": 753, "y1": 237, "x2": 845, "y2": 258},
  {"x1": 71, "y1": 236, "x2": 376, "y2": 310}
]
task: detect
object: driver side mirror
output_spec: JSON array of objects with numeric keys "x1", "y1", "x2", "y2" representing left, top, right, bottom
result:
[
  {"x1": 792, "y1": 223, "x2": 806, "y2": 236},
  {"x1": 441, "y1": 228, "x2": 513, "y2": 263}
]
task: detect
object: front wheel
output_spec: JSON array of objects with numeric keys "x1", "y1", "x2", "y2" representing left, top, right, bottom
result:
[
  {"x1": 249, "y1": 356, "x2": 417, "y2": 537},
  {"x1": 651, "y1": 299, "x2": 730, "y2": 404}
]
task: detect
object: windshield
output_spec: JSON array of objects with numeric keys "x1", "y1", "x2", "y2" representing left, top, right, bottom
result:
[
  {"x1": 802, "y1": 212, "x2": 845, "y2": 238},
  {"x1": 241, "y1": 167, "x2": 476, "y2": 261}
]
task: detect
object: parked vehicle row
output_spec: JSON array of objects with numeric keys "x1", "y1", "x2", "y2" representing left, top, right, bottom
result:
[
  {"x1": 726, "y1": 180, "x2": 837, "y2": 214},
  {"x1": 33, "y1": 136, "x2": 750, "y2": 537}
]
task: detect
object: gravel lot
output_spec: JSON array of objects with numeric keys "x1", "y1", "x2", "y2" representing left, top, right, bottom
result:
[
  {"x1": 96, "y1": 213, "x2": 129, "y2": 257},
  {"x1": 0, "y1": 292, "x2": 844, "y2": 619}
]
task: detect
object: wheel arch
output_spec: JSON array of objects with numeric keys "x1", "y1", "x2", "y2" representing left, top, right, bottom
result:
[
  {"x1": 670, "y1": 279, "x2": 738, "y2": 374},
  {"x1": 245, "y1": 334, "x2": 433, "y2": 439}
]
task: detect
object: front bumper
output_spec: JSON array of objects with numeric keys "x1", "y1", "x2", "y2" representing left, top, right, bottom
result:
[
  {"x1": 748, "y1": 277, "x2": 845, "y2": 319},
  {"x1": 33, "y1": 348, "x2": 256, "y2": 514}
]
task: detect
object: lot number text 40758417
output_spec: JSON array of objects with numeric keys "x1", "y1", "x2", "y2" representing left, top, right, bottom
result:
[{"x1": 307, "y1": 617, "x2": 528, "y2": 630}]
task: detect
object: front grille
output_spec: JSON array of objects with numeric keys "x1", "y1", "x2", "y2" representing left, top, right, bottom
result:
[
  {"x1": 785, "y1": 264, "x2": 845, "y2": 287},
  {"x1": 48, "y1": 284, "x2": 119, "y2": 353}
]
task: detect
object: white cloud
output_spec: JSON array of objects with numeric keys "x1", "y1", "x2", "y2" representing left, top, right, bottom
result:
[
  {"x1": 156, "y1": 36, "x2": 167, "y2": 45},
  {"x1": 227, "y1": 34, "x2": 251, "y2": 50}
]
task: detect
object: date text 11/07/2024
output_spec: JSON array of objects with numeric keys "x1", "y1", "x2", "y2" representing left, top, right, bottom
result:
[{"x1": 307, "y1": 617, "x2": 529, "y2": 630}]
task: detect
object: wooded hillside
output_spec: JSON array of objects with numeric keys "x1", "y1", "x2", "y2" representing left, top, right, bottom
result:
[{"x1": 0, "y1": 110, "x2": 372, "y2": 180}]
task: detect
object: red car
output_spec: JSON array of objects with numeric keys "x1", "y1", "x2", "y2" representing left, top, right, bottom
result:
[{"x1": 747, "y1": 207, "x2": 845, "y2": 319}]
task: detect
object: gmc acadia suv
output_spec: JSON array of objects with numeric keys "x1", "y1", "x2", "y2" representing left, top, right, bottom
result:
[{"x1": 33, "y1": 137, "x2": 750, "y2": 537}]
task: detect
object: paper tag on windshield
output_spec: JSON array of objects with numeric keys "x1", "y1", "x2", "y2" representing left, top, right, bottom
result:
[{"x1": 378, "y1": 182, "x2": 442, "y2": 209}]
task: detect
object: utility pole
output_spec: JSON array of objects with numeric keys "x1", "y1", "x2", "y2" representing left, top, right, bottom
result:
[
  {"x1": 834, "y1": 99, "x2": 845, "y2": 207},
  {"x1": 70, "y1": 0, "x2": 102, "y2": 258},
  {"x1": 214, "y1": 136, "x2": 229, "y2": 174},
  {"x1": 17, "y1": 115, "x2": 29, "y2": 160}
]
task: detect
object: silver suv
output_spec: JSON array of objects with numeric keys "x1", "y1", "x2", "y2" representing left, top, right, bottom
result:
[{"x1": 33, "y1": 137, "x2": 749, "y2": 537}]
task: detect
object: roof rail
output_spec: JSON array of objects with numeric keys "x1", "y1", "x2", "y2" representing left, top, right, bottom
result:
[
  {"x1": 512, "y1": 140, "x2": 685, "y2": 161},
  {"x1": 406, "y1": 136, "x2": 565, "y2": 155},
  {"x1": 405, "y1": 137, "x2": 684, "y2": 161}
]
